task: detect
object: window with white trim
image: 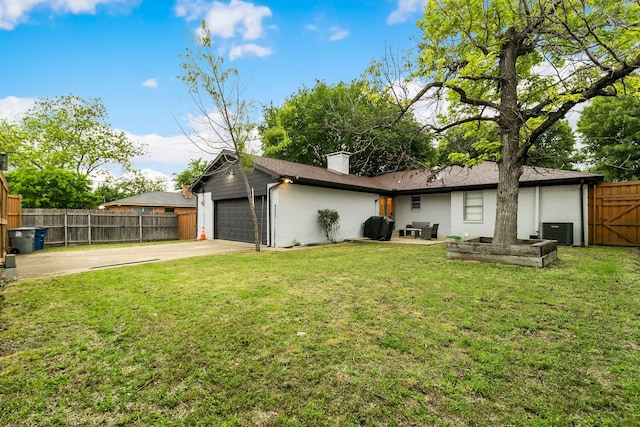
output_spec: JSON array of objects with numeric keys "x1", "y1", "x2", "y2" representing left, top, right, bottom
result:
[{"x1": 463, "y1": 191, "x2": 483, "y2": 222}]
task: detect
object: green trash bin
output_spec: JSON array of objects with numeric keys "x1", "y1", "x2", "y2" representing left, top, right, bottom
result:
[{"x1": 9, "y1": 227, "x2": 37, "y2": 254}]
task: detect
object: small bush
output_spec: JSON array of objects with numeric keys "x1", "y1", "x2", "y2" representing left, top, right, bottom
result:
[{"x1": 317, "y1": 209, "x2": 340, "y2": 243}]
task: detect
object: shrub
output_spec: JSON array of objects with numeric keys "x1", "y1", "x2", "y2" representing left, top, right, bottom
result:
[{"x1": 317, "y1": 209, "x2": 340, "y2": 243}]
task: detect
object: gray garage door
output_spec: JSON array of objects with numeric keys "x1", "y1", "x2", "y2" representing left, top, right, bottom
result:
[{"x1": 214, "y1": 197, "x2": 267, "y2": 244}]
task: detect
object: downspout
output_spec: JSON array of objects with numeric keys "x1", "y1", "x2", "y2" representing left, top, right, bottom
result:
[
  {"x1": 580, "y1": 180, "x2": 585, "y2": 247},
  {"x1": 534, "y1": 186, "x2": 540, "y2": 238},
  {"x1": 261, "y1": 195, "x2": 265, "y2": 246},
  {"x1": 199, "y1": 188, "x2": 203, "y2": 233}
]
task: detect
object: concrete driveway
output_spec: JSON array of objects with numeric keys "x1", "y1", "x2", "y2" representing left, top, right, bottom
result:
[{"x1": 13, "y1": 240, "x2": 254, "y2": 281}]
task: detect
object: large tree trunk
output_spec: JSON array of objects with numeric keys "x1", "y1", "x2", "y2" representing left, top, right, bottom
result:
[
  {"x1": 494, "y1": 32, "x2": 525, "y2": 245},
  {"x1": 493, "y1": 156, "x2": 523, "y2": 245}
]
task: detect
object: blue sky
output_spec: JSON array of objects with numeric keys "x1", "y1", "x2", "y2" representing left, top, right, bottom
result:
[{"x1": 0, "y1": 0, "x2": 426, "y2": 183}]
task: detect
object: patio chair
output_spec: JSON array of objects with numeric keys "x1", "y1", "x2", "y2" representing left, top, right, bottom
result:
[
  {"x1": 421, "y1": 223, "x2": 439, "y2": 240},
  {"x1": 430, "y1": 223, "x2": 439, "y2": 239}
]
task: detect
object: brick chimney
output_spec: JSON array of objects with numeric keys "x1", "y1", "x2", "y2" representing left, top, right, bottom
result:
[
  {"x1": 181, "y1": 185, "x2": 193, "y2": 198},
  {"x1": 326, "y1": 151, "x2": 351, "y2": 175}
]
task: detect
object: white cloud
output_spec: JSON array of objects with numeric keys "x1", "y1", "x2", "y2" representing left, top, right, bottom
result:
[
  {"x1": 383, "y1": 79, "x2": 446, "y2": 127},
  {"x1": 329, "y1": 26, "x2": 349, "y2": 41},
  {"x1": 142, "y1": 78, "x2": 158, "y2": 88},
  {"x1": 123, "y1": 131, "x2": 204, "y2": 167},
  {"x1": 175, "y1": 0, "x2": 272, "y2": 40},
  {"x1": 135, "y1": 168, "x2": 172, "y2": 190},
  {"x1": 91, "y1": 168, "x2": 173, "y2": 191},
  {"x1": 304, "y1": 22, "x2": 349, "y2": 42},
  {"x1": 0, "y1": 0, "x2": 138, "y2": 30},
  {"x1": 124, "y1": 112, "x2": 261, "y2": 171},
  {"x1": 0, "y1": 96, "x2": 35, "y2": 120},
  {"x1": 387, "y1": 0, "x2": 423, "y2": 25},
  {"x1": 174, "y1": 0, "x2": 209, "y2": 21},
  {"x1": 229, "y1": 43, "x2": 272, "y2": 60},
  {"x1": 182, "y1": 112, "x2": 262, "y2": 154}
]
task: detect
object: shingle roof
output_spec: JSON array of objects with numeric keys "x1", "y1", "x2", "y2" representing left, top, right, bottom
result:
[
  {"x1": 376, "y1": 162, "x2": 604, "y2": 193},
  {"x1": 252, "y1": 155, "x2": 389, "y2": 192},
  {"x1": 194, "y1": 150, "x2": 604, "y2": 194},
  {"x1": 102, "y1": 192, "x2": 197, "y2": 208},
  {"x1": 253, "y1": 156, "x2": 603, "y2": 193}
]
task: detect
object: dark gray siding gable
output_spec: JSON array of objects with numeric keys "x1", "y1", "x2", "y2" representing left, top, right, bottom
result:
[{"x1": 201, "y1": 164, "x2": 278, "y2": 200}]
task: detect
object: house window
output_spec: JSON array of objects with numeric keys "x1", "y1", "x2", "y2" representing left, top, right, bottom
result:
[
  {"x1": 464, "y1": 191, "x2": 483, "y2": 222},
  {"x1": 165, "y1": 208, "x2": 175, "y2": 213},
  {"x1": 131, "y1": 206, "x2": 154, "y2": 213},
  {"x1": 411, "y1": 195, "x2": 421, "y2": 210}
]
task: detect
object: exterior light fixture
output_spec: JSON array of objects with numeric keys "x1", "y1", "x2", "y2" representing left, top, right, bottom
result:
[{"x1": 283, "y1": 178, "x2": 293, "y2": 184}]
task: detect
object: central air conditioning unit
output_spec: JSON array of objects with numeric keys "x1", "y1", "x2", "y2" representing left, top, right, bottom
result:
[{"x1": 541, "y1": 222, "x2": 574, "y2": 246}]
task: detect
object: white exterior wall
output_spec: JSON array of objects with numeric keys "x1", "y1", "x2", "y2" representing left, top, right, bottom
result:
[
  {"x1": 445, "y1": 184, "x2": 587, "y2": 244},
  {"x1": 196, "y1": 192, "x2": 214, "y2": 240},
  {"x1": 539, "y1": 184, "x2": 587, "y2": 245},
  {"x1": 271, "y1": 184, "x2": 379, "y2": 247},
  {"x1": 449, "y1": 190, "x2": 498, "y2": 238},
  {"x1": 517, "y1": 187, "x2": 538, "y2": 239},
  {"x1": 393, "y1": 193, "x2": 451, "y2": 237}
]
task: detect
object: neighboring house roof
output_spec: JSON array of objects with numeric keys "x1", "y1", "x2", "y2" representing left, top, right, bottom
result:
[
  {"x1": 192, "y1": 150, "x2": 604, "y2": 195},
  {"x1": 101, "y1": 191, "x2": 197, "y2": 208}
]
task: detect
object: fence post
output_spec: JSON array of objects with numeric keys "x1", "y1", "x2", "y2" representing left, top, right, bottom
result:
[
  {"x1": 139, "y1": 214, "x2": 143, "y2": 242},
  {"x1": 64, "y1": 212, "x2": 68, "y2": 247},
  {"x1": 88, "y1": 214, "x2": 92, "y2": 245}
]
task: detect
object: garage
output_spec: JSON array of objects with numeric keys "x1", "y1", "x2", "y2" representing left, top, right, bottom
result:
[{"x1": 214, "y1": 197, "x2": 268, "y2": 244}]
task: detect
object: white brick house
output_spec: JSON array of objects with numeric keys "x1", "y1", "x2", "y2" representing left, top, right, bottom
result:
[{"x1": 190, "y1": 150, "x2": 603, "y2": 247}]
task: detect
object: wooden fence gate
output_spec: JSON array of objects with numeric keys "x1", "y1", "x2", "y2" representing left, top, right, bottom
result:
[
  {"x1": 589, "y1": 181, "x2": 640, "y2": 246},
  {"x1": 8, "y1": 194, "x2": 22, "y2": 230},
  {"x1": 177, "y1": 211, "x2": 197, "y2": 240}
]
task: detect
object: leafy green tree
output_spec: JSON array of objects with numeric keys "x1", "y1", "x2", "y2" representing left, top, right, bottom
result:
[
  {"x1": 527, "y1": 121, "x2": 583, "y2": 170},
  {"x1": 172, "y1": 158, "x2": 208, "y2": 189},
  {"x1": 0, "y1": 94, "x2": 146, "y2": 175},
  {"x1": 94, "y1": 172, "x2": 169, "y2": 204},
  {"x1": 0, "y1": 120, "x2": 23, "y2": 163},
  {"x1": 6, "y1": 168, "x2": 99, "y2": 209},
  {"x1": 180, "y1": 21, "x2": 261, "y2": 252},
  {"x1": 436, "y1": 122, "x2": 502, "y2": 165},
  {"x1": 260, "y1": 80, "x2": 435, "y2": 176},
  {"x1": 398, "y1": 0, "x2": 640, "y2": 244},
  {"x1": 438, "y1": 120, "x2": 582, "y2": 170},
  {"x1": 577, "y1": 95, "x2": 640, "y2": 181}
]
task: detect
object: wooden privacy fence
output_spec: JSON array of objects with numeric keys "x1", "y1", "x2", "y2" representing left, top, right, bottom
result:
[
  {"x1": 21, "y1": 209, "x2": 183, "y2": 246},
  {"x1": 0, "y1": 174, "x2": 8, "y2": 261},
  {"x1": 589, "y1": 181, "x2": 640, "y2": 247},
  {"x1": 8, "y1": 194, "x2": 21, "y2": 230}
]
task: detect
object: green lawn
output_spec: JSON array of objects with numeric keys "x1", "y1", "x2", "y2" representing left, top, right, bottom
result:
[{"x1": 1, "y1": 243, "x2": 638, "y2": 426}]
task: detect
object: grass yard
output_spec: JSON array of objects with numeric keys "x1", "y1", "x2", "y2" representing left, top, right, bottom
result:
[{"x1": 1, "y1": 243, "x2": 639, "y2": 426}]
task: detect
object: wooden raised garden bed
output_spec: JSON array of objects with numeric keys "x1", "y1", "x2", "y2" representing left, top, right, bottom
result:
[{"x1": 446, "y1": 237, "x2": 558, "y2": 268}]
